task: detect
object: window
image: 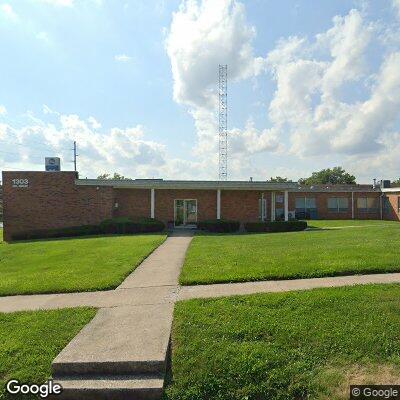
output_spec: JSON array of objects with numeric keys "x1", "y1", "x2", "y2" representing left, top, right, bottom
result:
[
  {"x1": 328, "y1": 197, "x2": 349, "y2": 212},
  {"x1": 357, "y1": 197, "x2": 378, "y2": 212},
  {"x1": 398, "y1": 197, "x2": 400, "y2": 212},
  {"x1": 295, "y1": 197, "x2": 317, "y2": 219}
]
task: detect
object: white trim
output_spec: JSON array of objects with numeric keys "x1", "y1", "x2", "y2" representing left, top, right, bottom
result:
[
  {"x1": 284, "y1": 191, "x2": 289, "y2": 221},
  {"x1": 381, "y1": 188, "x2": 400, "y2": 193},
  {"x1": 150, "y1": 188, "x2": 155, "y2": 219},
  {"x1": 217, "y1": 190, "x2": 221, "y2": 220}
]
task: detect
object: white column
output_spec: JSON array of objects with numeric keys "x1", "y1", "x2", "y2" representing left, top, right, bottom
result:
[
  {"x1": 261, "y1": 192, "x2": 265, "y2": 221},
  {"x1": 271, "y1": 192, "x2": 276, "y2": 221},
  {"x1": 351, "y1": 192, "x2": 354, "y2": 219},
  {"x1": 150, "y1": 188, "x2": 155, "y2": 219},
  {"x1": 284, "y1": 191, "x2": 289, "y2": 221},
  {"x1": 217, "y1": 189, "x2": 221, "y2": 219}
]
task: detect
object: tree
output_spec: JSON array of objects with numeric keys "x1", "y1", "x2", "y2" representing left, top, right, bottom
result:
[
  {"x1": 298, "y1": 167, "x2": 356, "y2": 185},
  {"x1": 268, "y1": 176, "x2": 290, "y2": 183},
  {"x1": 97, "y1": 172, "x2": 132, "y2": 180},
  {"x1": 392, "y1": 178, "x2": 400, "y2": 187}
]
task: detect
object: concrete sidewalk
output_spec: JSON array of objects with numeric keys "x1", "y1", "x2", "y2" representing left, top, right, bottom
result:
[
  {"x1": 178, "y1": 272, "x2": 400, "y2": 301},
  {"x1": 2, "y1": 272, "x2": 400, "y2": 313}
]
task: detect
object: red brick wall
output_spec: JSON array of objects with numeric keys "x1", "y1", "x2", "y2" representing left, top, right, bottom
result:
[
  {"x1": 384, "y1": 193, "x2": 400, "y2": 221},
  {"x1": 155, "y1": 189, "x2": 216, "y2": 222},
  {"x1": 4, "y1": 172, "x2": 395, "y2": 242},
  {"x1": 289, "y1": 192, "x2": 381, "y2": 219},
  {"x1": 221, "y1": 190, "x2": 264, "y2": 222},
  {"x1": 113, "y1": 189, "x2": 151, "y2": 220},
  {"x1": 2, "y1": 171, "x2": 113, "y2": 241}
]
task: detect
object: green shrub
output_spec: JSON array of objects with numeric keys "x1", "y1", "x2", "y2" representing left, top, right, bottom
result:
[
  {"x1": 11, "y1": 225, "x2": 101, "y2": 241},
  {"x1": 11, "y1": 217, "x2": 165, "y2": 241},
  {"x1": 99, "y1": 217, "x2": 165, "y2": 234},
  {"x1": 244, "y1": 220, "x2": 308, "y2": 233},
  {"x1": 197, "y1": 220, "x2": 240, "y2": 233}
]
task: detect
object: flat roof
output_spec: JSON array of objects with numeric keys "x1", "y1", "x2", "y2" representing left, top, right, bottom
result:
[{"x1": 75, "y1": 179, "x2": 380, "y2": 192}]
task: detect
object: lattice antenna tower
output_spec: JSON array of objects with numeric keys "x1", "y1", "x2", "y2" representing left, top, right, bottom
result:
[{"x1": 218, "y1": 64, "x2": 228, "y2": 180}]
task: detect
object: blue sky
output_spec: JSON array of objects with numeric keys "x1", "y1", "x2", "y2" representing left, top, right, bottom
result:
[{"x1": 0, "y1": 0, "x2": 399, "y2": 182}]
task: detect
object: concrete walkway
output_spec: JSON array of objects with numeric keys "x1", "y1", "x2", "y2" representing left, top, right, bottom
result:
[
  {"x1": 52, "y1": 231, "x2": 193, "y2": 400},
  {"x1": 178, "y1": 272, "x2": 400, "y2": 300},
  {"x1": 3, "y1": 271, "x2": 400, "y2": 313}
]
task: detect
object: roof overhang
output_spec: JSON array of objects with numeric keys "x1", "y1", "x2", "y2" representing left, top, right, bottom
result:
[
  {"x1": 75, "y1": 179, "x2": 299, "y2": 191},
  {"x1": 381, "y1": 187, "x2": 400, "y2": 193}
]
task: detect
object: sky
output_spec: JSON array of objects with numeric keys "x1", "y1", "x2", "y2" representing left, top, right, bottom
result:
[{"x1": 0, "y1": 0, "x2": 399, "y2": 182}]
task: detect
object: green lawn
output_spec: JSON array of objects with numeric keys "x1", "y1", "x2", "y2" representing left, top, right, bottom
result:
[
  {"x1": 180, "y1": 221, "x2": 400, "y2": 285},
  {"x1": 0, "y1": 308, "x2": 96, "y2": 400},
  {"x1": 165, "y1": 285, "x2": 400, "y2": 400},
  {"x1": 0, "y1": 233, "x2": 166, "y2": 296},
  {"x1": 307, "y1": 219, "x2": 396, "y2": 228}
]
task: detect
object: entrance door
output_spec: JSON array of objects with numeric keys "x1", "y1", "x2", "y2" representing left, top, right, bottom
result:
[{"x1": 174, "y1": 199, "x2": 197, "y2": 227}]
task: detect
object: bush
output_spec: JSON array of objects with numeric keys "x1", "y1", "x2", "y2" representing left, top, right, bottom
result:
[
  {"x1": 197, "y1": 219, "x2": 240, "y2": 233},
  {"x1": 11, "y1": 217, "x2": 165, "y2": 241},
  {"x1": 99, "y1": 217, "x2": 165, "y2": 234},
  {"x1": 244, "y1": 220, "x2": 308, "y2": 233},
  {"x1": 11, "y1": 225, "x2": 101, "y2": 241}
]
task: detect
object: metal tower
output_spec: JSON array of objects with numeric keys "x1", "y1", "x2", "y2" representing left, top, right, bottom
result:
[{"x1": 218, "y1": 64, "x2": 228, "y2": 180}]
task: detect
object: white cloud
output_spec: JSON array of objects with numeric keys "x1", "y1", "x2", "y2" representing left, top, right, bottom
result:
[
  {"x1": 0, "y1": 105, "x2": 7, "y2": 115},
  {"x1": 114, "y1": 54, "x2": 132, "y2": 62},
  {"x1": 166, "y1": 0, "x2": 278, "y2": 175},
  {"x1": 393, "y1": 0, "x2": 400, "y2": 17},
  {"x1": 0, "y1": 3, "x2": 18, "y2": 21},
  {"x1": 88, "y1": 116, "x2": 101, "y2": 130},
  {"x1": 265, "y1": 9, "x2": 400, "y2": 165},
  {"x1": 37, "y1": 0, "x2": 74, "y2": 6},
  {"x1": 166, "y1": 0, "x2": 266, "y2": 110},
  {"x1": 0, "y1": 109, "x2": 219, "y2": 179}
]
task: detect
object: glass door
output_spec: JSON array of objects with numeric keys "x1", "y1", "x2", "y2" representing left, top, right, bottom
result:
[
  {"x1": 174, "y1": 199, "x2": 197, "y2": 226},
  {"x1": 185, "y1": 200, "x2": 197, "y2": 224}
]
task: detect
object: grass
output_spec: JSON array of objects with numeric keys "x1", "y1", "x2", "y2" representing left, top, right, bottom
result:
[
  {"x1": 180, "y1": 220, "x2": 400, "y2": 285},
  {"x1": 0, "y1": 233, "x2": 166, "y2": 296},
  {"x1": 0, "y1": 307, "x2": 96, "y2": 400},
  {"x1": 307, "y1": 219, "x2": 395, "y2": 228},
  {"x1": 165, "y1": 284, "x2": 400, "y2": 400}
]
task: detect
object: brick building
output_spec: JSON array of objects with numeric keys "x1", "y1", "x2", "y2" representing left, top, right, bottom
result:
[{"x1": 2, "y1": 170, "x2": 399, "y2": 241}]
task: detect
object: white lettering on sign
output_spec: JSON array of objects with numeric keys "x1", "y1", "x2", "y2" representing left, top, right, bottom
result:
[{"x1": 12, "y1": 178, "x2": 29, "y2": 188}]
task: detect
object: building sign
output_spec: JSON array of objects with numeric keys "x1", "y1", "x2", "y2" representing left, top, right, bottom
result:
[
  {"x1": 45, "y1": 157, "x2": 61, "y2": 172},
  {"x1": 12, "y1": 178, "x2": 29, "y2": 188}
]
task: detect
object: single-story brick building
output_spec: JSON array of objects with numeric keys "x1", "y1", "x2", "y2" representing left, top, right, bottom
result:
[{"x1": 2, "y1": 170, "x2": 400, "y2": 241}]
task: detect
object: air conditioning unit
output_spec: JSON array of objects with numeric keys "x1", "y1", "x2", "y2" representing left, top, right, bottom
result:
[{"x1": 288, "y1": 210, "x2": 296, "y2": 220}]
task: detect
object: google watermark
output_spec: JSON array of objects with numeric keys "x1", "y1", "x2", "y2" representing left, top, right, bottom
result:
[
  {"x1": 351, "y1": 385, "x2": 400, "y2": 399},
  {"x1": 5, "y1": 379, "x2": 62, "y2": 398}
]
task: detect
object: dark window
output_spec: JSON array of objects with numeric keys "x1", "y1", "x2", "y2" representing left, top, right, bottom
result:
[
  {"x1": 295, "y1": 197, "x2": 317, "y2": 219},
  {"x1": 328, "y1": 197, "x2": 349, "y2": 212},
  {"x1": 357, "y1": 197, "x2": 378, "y2": 212}
]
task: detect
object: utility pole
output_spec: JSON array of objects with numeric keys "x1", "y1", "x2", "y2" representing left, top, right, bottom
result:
[{"x1": 73, "y1": 141, "x2": 78, "y2": 172}]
